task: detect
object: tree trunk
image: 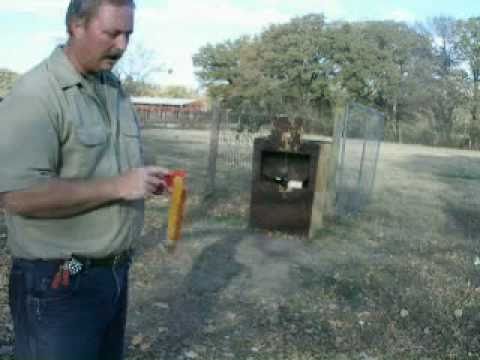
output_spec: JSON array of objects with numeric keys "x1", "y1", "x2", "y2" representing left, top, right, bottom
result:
[
  {"x1": 393, "y1": 100, "x2": 401, "y2": 143},
  {"x1": 471, "y1": 70, "x2": 479, "y2": 148}
]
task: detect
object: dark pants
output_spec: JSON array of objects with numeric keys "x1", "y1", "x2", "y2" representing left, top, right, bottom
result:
[{"x1": 9, "y1": 257, "x2": 130, "y2": 360}]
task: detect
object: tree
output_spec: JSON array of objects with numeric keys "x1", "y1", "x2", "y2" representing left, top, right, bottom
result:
[
  {"x1": 353, "y1": 21, "x2": 433, "y2": 143},
  {"x1": 157, "y1": 85, "x2": 197, "y2": 98},
  {"x1": 457, "y1": 17, "x2": 480, "y2": 147},
  {"x1": 420, "y1": 17, "x2": 467, "y2": 146},
  {"x1": 193, "y1": 37, "x2": 251, "y2": 101},
  {"x1": 115, "y1": 43, "x2": 164, "y2": 95},
  {"x1": 194, "y1": 14, "x2": 337, "y2": 131},
  {"x1": 254, "y1": 14, "x2": 329, "y2": 107},
  {"x1": 193, "y1": 14, "x2": 476, "y2": 146}
]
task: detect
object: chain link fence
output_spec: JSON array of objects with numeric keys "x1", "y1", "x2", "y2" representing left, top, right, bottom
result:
[
  {"x1": 218, "y1": 110, "x2": 270, "y2": 171},
  {"x1": 335, "y1": 102, "x2": 384, "y2": 216},
  {"x1": 136, "y1": 102, "x2": 384, "y2": 220},
  {"x1": 136, "y1": 108, "x2": 211, "y2": 130}
]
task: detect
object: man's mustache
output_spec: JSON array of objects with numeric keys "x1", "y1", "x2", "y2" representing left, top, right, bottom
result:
[{"x1": 106, "y1": 50, "x2": 124, "y2": 61}]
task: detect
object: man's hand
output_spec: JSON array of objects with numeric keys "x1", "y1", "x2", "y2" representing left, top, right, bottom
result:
[
  {"x1": 115, "y1": 166, "x2": 169, "y2": 200},
  {"x1": 1, "y1": 166, "x2": 170, "y2": 218}
]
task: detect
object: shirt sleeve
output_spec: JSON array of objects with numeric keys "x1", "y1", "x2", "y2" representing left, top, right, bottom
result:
[{"x1": 0, "y1": 91, "x2": 59, "y2": 193}]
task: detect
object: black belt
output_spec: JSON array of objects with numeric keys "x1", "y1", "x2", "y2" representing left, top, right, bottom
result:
[
  {"x1": 14, "y1": 250, "x2": 132, "y2": 270},
  {"x1": 75, "y1": 250, "x2": 132, "y2": 267}
]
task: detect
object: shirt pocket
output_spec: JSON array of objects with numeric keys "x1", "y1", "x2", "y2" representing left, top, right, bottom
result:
[
  {"x1": 69, "y1": 124, "x2": 109, "y2": 177},
  {"x1": 67, "y1": 95, "x2": 109, "y2": 177},
  {"x1": 76, "y1": 126, "x2": 107, "y2": 146}
]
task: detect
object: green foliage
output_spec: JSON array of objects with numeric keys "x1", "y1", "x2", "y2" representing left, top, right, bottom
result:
[
  {"x1": 193, "y1": 37, "x2": 250, "y2": 100},
  {"x1": 193, "y1": 14, "x2": 480, "y2": 147},
  {"x1": 419, "y1": 17, "x2": 468, "y2": 146},
  {"x1": 158, "y1": 85, "x2": 198, "y2": 98},
  {"x1": 457, "y1": 17, "x2": 480, "y2": 77},
  {"x1": 457, "y1": 17, "x2": 480, "y2": 146},
  {"x1": 194, "y1": 14, "x2": 339, "y2": 131}
]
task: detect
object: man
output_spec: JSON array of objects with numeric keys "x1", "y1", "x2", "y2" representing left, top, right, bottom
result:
[{"x1": 0, "y1": 0, "x2": 166, "y2": 359}]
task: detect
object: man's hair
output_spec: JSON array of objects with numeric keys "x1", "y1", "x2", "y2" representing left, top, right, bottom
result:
[{"x1": 66, "y1": 0, "x2": 135, "y2": 34}]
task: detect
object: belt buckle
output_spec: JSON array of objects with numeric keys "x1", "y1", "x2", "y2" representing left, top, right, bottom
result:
[{"x1": 112, "y1": 253, "x2": 124, "y2": 266}]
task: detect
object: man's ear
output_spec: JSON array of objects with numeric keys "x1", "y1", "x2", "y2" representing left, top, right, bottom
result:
[{"x1": 69, "y1": 17, "x2": 86, "y2": 38}]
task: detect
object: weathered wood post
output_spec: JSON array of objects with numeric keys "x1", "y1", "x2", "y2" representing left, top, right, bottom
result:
[
  {"x1": 308, "y1": 140, "x2": 333, "y2": 237},
  {"x1": 325, "y1": 100, "x2": 347, "y2": 217},
  {"x1": 205, "y1": 102, "x2": 222, "y2": 197}
]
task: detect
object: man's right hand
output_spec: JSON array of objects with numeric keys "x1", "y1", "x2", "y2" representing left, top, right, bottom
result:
[
  {"x1": 115, "y1": 166, "x2": 168, "y2": 201},
  {"x1": 1, "y1": 166, "x2": 169, "y2": 218}
]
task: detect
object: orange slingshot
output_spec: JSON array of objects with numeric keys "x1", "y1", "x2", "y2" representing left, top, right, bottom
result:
[{"x1": 166, "y1": 170, "x2": 187, "y2": 249}]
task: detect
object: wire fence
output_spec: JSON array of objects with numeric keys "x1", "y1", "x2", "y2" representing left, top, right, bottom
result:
[
  {"x1": 136, "y1": 109, "x2": 211, "y2": 130},
  {"x1": 136, "y1": 102, "x2": 384, "y2": 219},
  {"x1": 335, "y1": 102, "x2": 385, "y2": 216},
  {"x1": 218, "y1": 111, "x2": 270, "y2": 171}
]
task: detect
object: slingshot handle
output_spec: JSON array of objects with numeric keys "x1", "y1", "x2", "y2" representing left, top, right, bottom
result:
[{"x1": 167, "y1": 175, "x2": 187, "y2": 246}]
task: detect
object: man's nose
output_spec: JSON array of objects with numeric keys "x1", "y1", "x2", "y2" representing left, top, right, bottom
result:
[{"x1": 115, "y1": 34, "x2": 129, "y2": 51}]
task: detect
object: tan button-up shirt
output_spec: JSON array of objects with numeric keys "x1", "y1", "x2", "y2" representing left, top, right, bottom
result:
[{"x1": 0, "y1": 47, "x2": 144, "y2": 259}]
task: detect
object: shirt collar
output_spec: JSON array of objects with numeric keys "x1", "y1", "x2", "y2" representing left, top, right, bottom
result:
[{"x1": 47, "y1": 46, "x2": 84, "y2": 89}]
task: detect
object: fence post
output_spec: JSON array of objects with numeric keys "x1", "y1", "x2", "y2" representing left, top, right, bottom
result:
[
  {"x1": 325, "y1": 101, "x2": 347, "y2": 217},
  {"x1": 205, "y1": 102, "x2": 222, "y2": 197}
]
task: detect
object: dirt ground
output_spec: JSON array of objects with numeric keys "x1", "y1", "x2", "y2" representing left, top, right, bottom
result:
[
  {"x1": 2, "y1": 132, "x2": 480, "y2": 359},
  {"x1": 0, "y1": 208, "x2": 341, "y2": 360},
  {"x1": 126, "y1": 221, "x2": 332, "y2": 359}
]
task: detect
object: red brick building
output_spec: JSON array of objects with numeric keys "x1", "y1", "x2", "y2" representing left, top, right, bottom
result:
[
  {"x1": 131, "y1": 97, "x2": 208, "y2": 128},
  {"x1": 131, "y1": 97, "x2": 206, "y2": 113}
]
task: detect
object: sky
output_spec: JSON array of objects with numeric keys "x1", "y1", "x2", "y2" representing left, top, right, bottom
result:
[{"x1": 0, "y1": 0, "x2": 479, "y2": 90}]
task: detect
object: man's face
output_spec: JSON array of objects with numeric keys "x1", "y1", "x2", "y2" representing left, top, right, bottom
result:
[{"x1": 70, "y1": 3, "x2": 134, "y2": 74}]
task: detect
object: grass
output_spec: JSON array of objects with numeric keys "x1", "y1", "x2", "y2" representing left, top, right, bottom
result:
[
  {"x1": 125, "y1": 130, "x2": 480, "y2": 359},
  {"x1": 130, "y1": 131, "x2": 480, "y2": 359},
  {"x1": 2, "y1": 130, "x2": 480, "y2": 359}
]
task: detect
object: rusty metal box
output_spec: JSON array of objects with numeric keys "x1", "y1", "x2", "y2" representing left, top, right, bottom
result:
[{"x1": 249, "y1": 137, "x2": 331, "y2": 237}]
